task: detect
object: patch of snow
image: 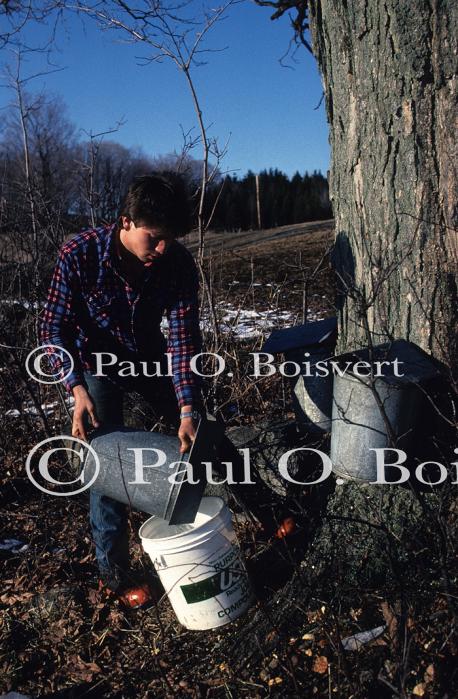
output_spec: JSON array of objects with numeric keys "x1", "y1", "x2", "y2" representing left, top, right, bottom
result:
[
  {"x1": 0, "y1": 539, "x2": 29, "y2": 553},
  {"x1": 5, "y1": 395, "x2": 75, "y2": 419},
  {"x1": 200, "y1": 303, "x2": 310, "y2": 339},
  {"x1": 0, "y1": 299, "x2": 41, "y2": 311}
]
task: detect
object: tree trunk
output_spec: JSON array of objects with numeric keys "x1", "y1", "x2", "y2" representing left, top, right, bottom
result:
[{"x1": 308, "y1": 0, "x2": 457, "y2": 371}]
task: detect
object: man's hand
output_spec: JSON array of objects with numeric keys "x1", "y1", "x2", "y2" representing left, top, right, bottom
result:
[
  {"x1": 178, "y1": 416, "x2": 197, "y2": 454},
  {"x1": 72, "y1": 385, "x2": 100, "y2": 442}
]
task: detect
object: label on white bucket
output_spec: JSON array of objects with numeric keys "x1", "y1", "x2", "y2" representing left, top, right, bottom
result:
[
  {"x1": 180, "y1": 542, "x2": 249, "y2": 607},
  {"x1": 157, "y1": 537, "x2": 252, "y2": 630}
]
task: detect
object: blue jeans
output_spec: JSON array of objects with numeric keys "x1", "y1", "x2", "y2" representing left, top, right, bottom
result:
[{"x1": 84, "y1": 371, "x2": 179, "y2": 587}]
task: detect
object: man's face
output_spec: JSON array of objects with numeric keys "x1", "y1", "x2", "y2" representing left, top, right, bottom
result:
[{"x1": 121, "y1": 217, "x2": 175, "y2": 266}]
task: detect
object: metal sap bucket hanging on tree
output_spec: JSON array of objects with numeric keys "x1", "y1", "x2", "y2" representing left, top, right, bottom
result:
[
  {"x1": 262, "y1": 317, "x2": 337, "y2": 433},
  {"x1": 330, "y1": 340, "x2": 442, "y2": 482}
]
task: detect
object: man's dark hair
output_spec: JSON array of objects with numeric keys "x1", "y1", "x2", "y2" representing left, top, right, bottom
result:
[{"x1": 119, "y1": 172, "x2": 191, "y2": 237}]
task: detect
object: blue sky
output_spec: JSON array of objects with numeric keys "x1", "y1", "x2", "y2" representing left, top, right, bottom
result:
[{"x1": 0, "y1": 1, "x2": 330, "y2": 178}]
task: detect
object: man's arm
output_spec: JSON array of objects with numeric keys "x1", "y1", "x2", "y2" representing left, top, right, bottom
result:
[
  {"x1": 39, "y1": 248, "x2": 99, "y2": 440},
  {"x1": 166, "y1": 254, "x2": 203, "y2": 453},
  {"x1": 39, "y1": 248, "x2": 85, "y2": 392}
]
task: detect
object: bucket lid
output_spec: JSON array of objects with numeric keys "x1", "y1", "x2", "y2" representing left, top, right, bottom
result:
[
  {"x1": 332, "y1": 340, "x2": 442, "y2": 385},
  {"x1": 262, "y1": 317, "x2": 337, "y2": 354},
  {"x1": 86, "y1": 416, "x2": 226, "y2": 526}
]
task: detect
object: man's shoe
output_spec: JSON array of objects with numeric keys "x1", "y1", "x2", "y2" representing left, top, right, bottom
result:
[{"x1": 99, "y1": 568, "x2": 124, "y2": 594}]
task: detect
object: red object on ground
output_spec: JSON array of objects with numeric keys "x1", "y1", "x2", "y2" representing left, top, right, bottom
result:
[
  {"x1": 98, "y1": 580, "x2": 153, "y2": 609},
  {"x1": 118, "y1": 583, "x2": 153, "y2": 609},
  {"x1": 275, "y1": 517, "x2": 296, "y2": 539}
]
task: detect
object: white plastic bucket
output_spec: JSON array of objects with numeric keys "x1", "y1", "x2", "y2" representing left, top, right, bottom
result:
[{"x1": 139, "y1": 497, "x2": 253, "y2": 630}]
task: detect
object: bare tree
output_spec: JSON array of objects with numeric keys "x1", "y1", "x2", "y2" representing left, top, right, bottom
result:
[
  {"x1": 63, "y1": 0, "x2": 235, "y2": 260},
  {"x1": 151, "y1": 150, "x2": 222, "y2": 193},
  {"x1": 1, "y1": 60, "x2": 79, "y2": 256},
  {"x1": 0, "y1": 1, "x2": 62, "y2": 53},
  {"x1": 76, "y1": 134, "x2": 153, "y2": 225},
  {"x1": 259, "y1": 0, "x2": 457, "y2": 375}
]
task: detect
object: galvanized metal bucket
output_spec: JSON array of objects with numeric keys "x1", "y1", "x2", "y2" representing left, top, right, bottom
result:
[
  {"x1": 262, "y1": 317, "x2": 337, "y2": 433},
  {"x1": 287, "y1": 344, "x2": 335, "y2": 433},
  {"x1": 330, "y1": 340, "x2": 442, "y2": 482},
  {"x1": 82, "y1": 416, "x2": 225, "y2": 524}
]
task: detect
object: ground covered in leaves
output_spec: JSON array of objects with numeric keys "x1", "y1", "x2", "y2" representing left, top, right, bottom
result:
[{"x1": 1, "y1": 222, "x2": 457, "y2": 698}]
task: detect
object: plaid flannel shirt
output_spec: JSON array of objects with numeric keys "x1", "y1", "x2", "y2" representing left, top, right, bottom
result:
[{"x1": 39, "y1": 224, "x2": 202, "y2": 408}]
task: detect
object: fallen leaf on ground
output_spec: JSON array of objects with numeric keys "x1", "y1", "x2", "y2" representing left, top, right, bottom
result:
[
  {"x1": 381, "y1": 601, "x2": 398, "y2": 643},
  {"x1": 0, "y1": 591, "x2": 34, "y2": 604},
  {"x1": 265, "y1": 631, "x2": 278, "y2": 643},
  {"x1": 268, "y1": 677, "x2": 283, "y2": 686},
  {"x1": 313, "y1": 656, "x2": 328, "y2": 674}
]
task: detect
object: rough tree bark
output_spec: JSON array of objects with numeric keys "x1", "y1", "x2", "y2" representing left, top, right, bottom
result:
[
  {"x1": 307, "y1": 0, "x2": 457, "y2": 369},
  {"x1": 227, "y1": 7, "x2": 457, "y2": 692}
]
